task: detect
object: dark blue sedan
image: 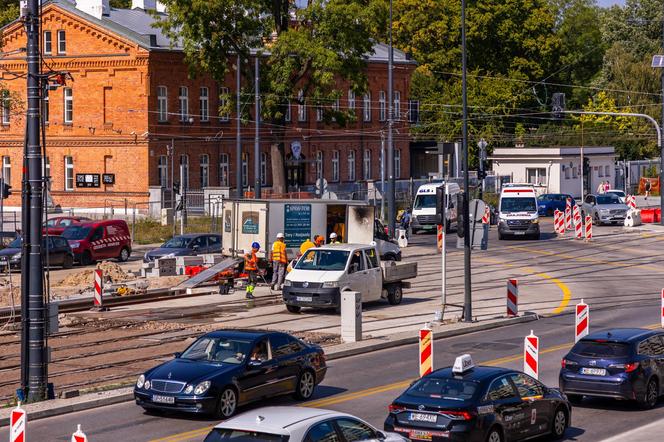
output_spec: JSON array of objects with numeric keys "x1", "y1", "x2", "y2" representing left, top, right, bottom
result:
[
  {"x1": 385, "y1": 355, "x2": 571, "y2": 442},
  {"x1": 559, "y1": 328, "x2": 664, "y2": 409},
  {"x1": 143, "y1": 233, "x2": 222, "y2": 262},
  {"x1": 537, "y1": 194, "x2": 575, "y2": 216},
  {"x1": 134, "y1": 330, "x2": 327, "y2": 418}
]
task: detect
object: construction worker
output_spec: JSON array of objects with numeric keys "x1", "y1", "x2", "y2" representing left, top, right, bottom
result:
[
  {"x1": 244, "y1": 242, "x2": 260, "y2": 299},
  {"x1": 300, "y1": 237, "x2": 315, "y2": 254},
  {"x1": 314, "y1": 235, "x2": 325, "y2": 247},
  {"x1": 270, "y1": 233, "x2": 288, "y2": 290},
  {"x1": 329, "y1": 232, "x2": 340, "y2": 244}
]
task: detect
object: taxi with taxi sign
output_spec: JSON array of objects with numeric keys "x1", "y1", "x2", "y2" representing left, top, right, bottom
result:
[{"x1": 384, "y1": 355, "x2": 571, "y2": 442}]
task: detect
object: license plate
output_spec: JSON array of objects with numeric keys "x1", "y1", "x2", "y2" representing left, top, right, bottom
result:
[
  {"x1": 514, "y1": 231, "x2": 526, "y2": 235},
  {"x1": 296, "y1": 296, "x2": 312, "y2": 302},
  {"x1": 409, "y1": 430, "x2": 433, "y2": 441},
  {"x1": 410, "y1": 412, "x2": 437, "y2": 423},
  {"x1": 581, "y1": 367, "x2": 606, "y2": 376},
  {"x1": 152, "y1": 394, "x2": 175, "y2": 404}
]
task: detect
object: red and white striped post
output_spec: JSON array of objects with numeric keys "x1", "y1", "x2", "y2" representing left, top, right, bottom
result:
[
  {"x1": 661, "y1": 289, "x2": 664, "y2": 329},
  {"x1": 92, "y1": 269, "x2": 106, "y2": 311},
  {"x1": 523, "y1": 330, "x2": 539, "y2": 380},
  {"x1": 573, "y1": 205, "x2": 582, "y2": 240},
  {"x1": 507, "y1": 279, "x2": 518, "y2": 317},
  {"x1": 554, "y1": 210, "x2": 565, "y2": 234},
  {"x1": 565, "y1": 198, "x2": 572, "y2": 230},
  {"x1": 10, "y1": 402, "x2": 26, "y2": 442},
  {"x1": 627, "y1": 195, "x2": 637, "y2": 210},
  {"x1": 575, "y1": 299, "x2": 589, "y2": 342},
  {"x1": 71, "y1": 424, "x2": 88, "y2": 442},
  {"x1": 584, "y1": 215, "x2": 592, "y2": 241},
  {"x1": 437, "y1": 224, "x2": 443, "y2": 253},
  {"x1": 419, "y1": 326, "x2": 433, "y2": 377}
]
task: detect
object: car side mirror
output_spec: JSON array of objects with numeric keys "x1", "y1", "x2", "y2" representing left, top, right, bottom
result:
[
  {"x1": 192, "y1": 245, "x2": 199, "y2": 251},
  {"x1": 376, "y1": 431, "x2": 387, "y2": 441},
  {"x1": 173, "y1": 352, "x2": 181, "y2": 358}
]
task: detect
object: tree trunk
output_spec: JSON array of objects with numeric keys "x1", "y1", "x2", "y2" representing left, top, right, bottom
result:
[{"x1": 271, "y1": 142, "x2": 286, "y2": 195}]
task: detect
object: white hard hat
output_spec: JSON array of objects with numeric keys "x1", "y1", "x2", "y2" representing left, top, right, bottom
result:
[
  {"x1": 330, "y1": 232, "x2": 337, "y2": 239},
  {"x1": 276, "y1": 232, "x2": 284, "y2": 239}
]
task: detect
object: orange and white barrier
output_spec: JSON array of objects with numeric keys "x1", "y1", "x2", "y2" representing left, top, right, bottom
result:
[
  {"x1": 507, "y1": 279, "x2": 518, "y2": 317},
  {"x1": 523, "y1": 330, "x2": 539, "y2": 380},
  {"x1": 93, "y1": 269, "x2": 103, "y2": 310},
  {"x1": 419, "y1": 326, "x2": 433, "y2": 377},
  {"x1": 71, "y1": 425, "x2": 88, "y2": 442},
  {"x1": 575, "y1": 299, "x2": 589, "y2": 342},
  {"x1": 437, "y1": 224, "x2": 443, "y2": 253},
  {"x1": 554, "y1": 210, "x2": 565, "y2": 234},
  {"x1": 10, "y1": 403, "x2": 26, "y2": 442},
  {"x1": 565, "y1": 199, "x2": 572, "y2": 230},
  {"x1": 573, "y1": 205, "x2": 582, "y2": 240},
  {"x1": 627, "y1": 195, "x2": 637, "y2": 210},
  {"x1": 584, "y1": 215, "x2": 592, "y2": 241}
]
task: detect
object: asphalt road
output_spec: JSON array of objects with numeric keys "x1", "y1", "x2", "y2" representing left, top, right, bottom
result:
[{"x1": 15, "y1": 299, "x2": 663, "y2": 442}]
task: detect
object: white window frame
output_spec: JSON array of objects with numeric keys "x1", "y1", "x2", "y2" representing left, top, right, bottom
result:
[
  {"x1": 348, "y1": 89, "x2": 355, "y2": 111},
  {"x1": 178, "y1": 86, "x2": 189, "y2": 122},
  {"x1": 297, "y1": 90, "x2": 306, "y2": 122},
  {"x1": 564, "y1": 166, "x2": 571, "y2": 180},
  {"x1": 363, "y1": 149, "x2": 371, "y2": 180},
  {"x1": 2, "y1": 92, "x2": 10, "y2": 125},
  {"x1": 316, "y1": 105, "x2": 323, "y2": 122},
  {"x1": 158, "y1": 155, "x2": 168, "y2": 187},
  {"x1": 63, "y1": 87, "x2": 73, "y2": 124},
  {"x1": 379, "y1": 90, "x2": 386, "y2": 121},
  {"x1": 348, "y1": 150, "x2": 356, "y2": 181},
  {"x1": 332, "y1": 150, "x2": 339, "y2": 182},
  {"x1": 261, "y1": 152, "x2": 267, "y2": 186},
  {"x1": 43, "y1": 94, "x2": 49, "y2": 124},
  {"x1": 219, "y1": 87, "x2": 230, "y2": 121},
  {"x1": 605, "y1": 165, "x2": 610, "y2": 177},
  {"x1": 598, "y1": 166, "x2": 603, "y2": 177},
  {"x1": 408, "y1": 100, "x2": 419, "y2": 123},
  {"x1": 179, "y1": 154, "x2": 189, "y2": 189},
  {"x1": 363, "y1": 92, "x2": 371, "y2": 122},
  {"x1": 199, "y1": 87, "x2": 209, "y2": 122},
  {"x1": 57, "y1": 30, "x2": 66, "y2": 54},
  {"x1": 2, "y1": 156, "x2": 10, "y2": 186},
  {"x1": 394, "y1": 91, "x2": 401, "y2": 119},
  {"x1": 64, "y1": 156, "x2": 74, "y2": 191},
  {"x1": 526, "y1": 167, "x2": 546, "y2": 186},
  {"x1": 43, "y1": 31, "x2": 52, "y2": 55},
  {"x1": 219, "y1": 153, "x2": 229, "y2": 186},
  {"x1": 241, "y1": 153, "x2": 248, "y2": 187},
  {"x1": 157, "y1": 86, "x2": 168, "y2": 122},
  {"x1": 395, "y1": 149, "x2": 401, "y2": 179},
  {"x1": 199, "y1": 154, "x2": 209, "y2": 188}
]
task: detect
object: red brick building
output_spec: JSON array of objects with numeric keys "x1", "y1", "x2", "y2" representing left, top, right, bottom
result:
[{"x1": 0, "y1": 0, "x2": 416, "y2": 210}]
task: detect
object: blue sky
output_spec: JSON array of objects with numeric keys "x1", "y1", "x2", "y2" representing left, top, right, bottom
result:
[{"x1": 597, "y1": 0, "x2": 625, "y2": 7}]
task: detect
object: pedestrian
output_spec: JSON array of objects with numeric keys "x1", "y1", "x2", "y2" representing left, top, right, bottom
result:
[
  {"x1": 244, "y1": 242, "x2": 260, "y2": 299},
  {"x1": 313, "y1": 235, "x2": 325, "y2": 247},
  {"x1": 604, "y1": 180, "x2": 611, "y2": 193},
  {"x1": 401, "y1": 207, "x2": 412, "y2": 230},
  {"x1": 329, "y1": 232, "x2": 340, "y2": 244},
  {"x1": 270, "y1": 233, "x2": 288, "y2": 290},
  {"x1": 597, "y1": 181, "x2": 604, "y2": 194},
  {"x1": 299, "y1": 237, "x2": 315, "y2": 255}
]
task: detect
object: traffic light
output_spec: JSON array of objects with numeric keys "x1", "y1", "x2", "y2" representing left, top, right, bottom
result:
[
  {"x1": 457, "y1": 192, "x2": 466, "y2": 238},
  {"x1": 435, "y1": 186, "x2": 447, "y2": 225},
  {"x1": 1, "y1": 182, "x2": 11, "y2": 199},
  {"x1": 173, "y1": 181, "x2": 180, "y2": 195},
  {"x1": 582, "y1": 157, "x2": 590, "y2": 177}
]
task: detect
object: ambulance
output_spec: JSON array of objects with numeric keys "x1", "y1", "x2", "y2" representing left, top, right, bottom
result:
[{"x1": 497, "y1": 185, "x2": 540, "y2": 240}]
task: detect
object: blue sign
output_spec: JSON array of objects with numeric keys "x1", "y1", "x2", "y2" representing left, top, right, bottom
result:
[{"x1": 284, "y1": 204, "x2": 311, "y2": 248}]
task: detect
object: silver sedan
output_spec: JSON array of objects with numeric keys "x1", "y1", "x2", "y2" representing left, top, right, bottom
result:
[{"x1": 581, "y1": 193, "x2": 629, "y2": 225}]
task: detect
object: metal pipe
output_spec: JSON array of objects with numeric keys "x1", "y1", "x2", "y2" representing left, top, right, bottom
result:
[
  {"x1": 461, "y1": 0, "x2": 472, "y2": 323},
  {"x1": 254, "y1": 56, "x2": 261, "y2": 199},
  {"x1": 387, "y1": 0, "x2": 396, "y2": 238},
  {"x1": 236, "y1": 55, "x2": 242, "y2": 199}
]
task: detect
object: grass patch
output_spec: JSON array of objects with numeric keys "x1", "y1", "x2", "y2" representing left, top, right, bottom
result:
[{"x1": 131, "y1": 217, "x2": 220, "y2": 245}]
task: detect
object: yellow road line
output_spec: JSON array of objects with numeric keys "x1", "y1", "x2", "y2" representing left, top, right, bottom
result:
[{"x1": 509, "y1": 246, "x2": 661, "y2": 272}]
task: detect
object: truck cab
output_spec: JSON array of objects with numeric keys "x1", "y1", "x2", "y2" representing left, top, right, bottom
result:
[{"x1": 497, "y1": 186, "x2": 540, "y2": 240}]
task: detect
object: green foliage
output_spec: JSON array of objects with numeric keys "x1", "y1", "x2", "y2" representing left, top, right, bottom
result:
[
  {"x1": 110, "y1": 0, "x2": 131, "y2": 8},
  {"x1": 0, "y1": 1, "x2": 19, "y2": 29}
]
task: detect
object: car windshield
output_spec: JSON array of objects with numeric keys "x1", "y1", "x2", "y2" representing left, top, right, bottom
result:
[
  {"x1": 294, "y1": 249, "x2": 349, "y2": 271},
  {"x1": 180, "y1": 336, "x2": 253, "y2": 364},
  {"x1": 45, "y1": 219, "x2": 58, "y2": 227},
  {"x1": 596, "y1": 195, "x2": 621, "y2": 205},
  {"x1": 61, "y1": 226, "x2": 91, "y2": 240},
  {"x1": 500, "y1": 197, "x2": 537, "y2": 212},
  {"x1": 407, "y1": 377, "x2": 478, "y2": 401},
  {"x1": 204, "y1": 429, "x2": 286, "y2": 442},
  {"x1": 414, "y1": 194, "x2": 437, "y2": 209},
  {"x1": 607, "y1": 191, "x2": 625, "y2": 198},
  {"x1": 161, "y1": 236, "x2": 191, "y2": 248},
  {"x1": 571, "y1": 341, "x2": 631, "y2": 357}
]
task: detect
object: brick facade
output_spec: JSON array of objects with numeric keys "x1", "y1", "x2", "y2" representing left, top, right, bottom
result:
[{"x1": 0, "y1": 2, "x2": 415, "y2": 209}]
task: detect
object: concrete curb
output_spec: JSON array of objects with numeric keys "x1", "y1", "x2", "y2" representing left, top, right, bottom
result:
[{"x1": 0, "y1": 314, "x2": 538, "y2": 426}]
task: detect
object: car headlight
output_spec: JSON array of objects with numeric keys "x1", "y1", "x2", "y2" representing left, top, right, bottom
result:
[
  {"x1": 70, "y1": 242, "x2": 80, "y2": 249},
  {"x1": 599, "y1": 209, "x2": 610, "y2": 214},
  {"x1": 323, "y1": 281, "x2": 338, "y2": 288},
  {"x1": 193, "y1": 381, "x2": 211, "y2": 395},
  {"x1": 282, "y1": 280, "x2": 292, "y2": 287},
  {"x1": 144, "y1": 380, "x2": 151, "y2": 390},
  {"x1": 136, "y1": 374, "x2": 145, "y2": 389},
  {"x1": 184, "y1": 384, "x2": 194, "y2": 394}
]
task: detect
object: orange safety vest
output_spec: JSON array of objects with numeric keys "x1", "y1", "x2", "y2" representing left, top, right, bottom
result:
[
  {"x1": 244, "y1": 251, "x2": 258, "y2": 271},
  {"x1": 271, "y1": 241, "x2": 288, "y2": 264}
]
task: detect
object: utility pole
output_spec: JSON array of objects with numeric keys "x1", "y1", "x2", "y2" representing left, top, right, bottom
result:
[
  {"x1": 236, "y1": 54, "x2": 243, "y2": 200},
  {"x1": 254, "y1": 56, "x2": 261, "y2": 199},
  {"x1": 461, "y1": 0, "x2": 473, "y2": 322},
  {"x1": 661, "y1": 14, "x2": 664, "y2": 226},
  {"x1": 24, "y1": 0, "x2": 46, "y2": 401},
  {"x1": 380, "y1": 131, "x2": 385, "y2": 222},
  {"x1": 387, "y1": 0, "x2": 396, "y2": 238},
  {"x1": 168, "y1": 141, "x2": 175, "y2": 237}
]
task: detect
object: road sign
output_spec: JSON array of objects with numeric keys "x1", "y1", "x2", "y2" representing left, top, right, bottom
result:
[
  {"x1": 71, "y1": 424, "x2": 88, "y2": 442},
  {"x1": 10, "y1": 403, "x2": 26, "y2": 442},
  {"x1": 523, "y1": 330, "x2": 539, "y2": 380}
]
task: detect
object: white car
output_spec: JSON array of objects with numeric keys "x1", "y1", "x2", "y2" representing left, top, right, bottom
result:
[
  {"x1": 605, "y1": 189, "x2": 626, "y2": 203},
  {"x1": 203, "y1": 406, "x2": 408, "y2": 442}
]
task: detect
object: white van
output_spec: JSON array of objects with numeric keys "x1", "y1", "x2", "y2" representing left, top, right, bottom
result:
[
  {"x1": 498, "y1": 186, "x2": 540, "y2": 240},
  {"x1": 411, "y1": 182, "x2": 461, "y2": 233}
]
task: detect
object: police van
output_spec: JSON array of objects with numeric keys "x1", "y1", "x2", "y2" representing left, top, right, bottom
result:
[
  {"x1": 498, "y1": 185, "x2": 540, "y2": 240},
  {"x1": 411, "y1": 182, "x2": 461, "y2": 234}
]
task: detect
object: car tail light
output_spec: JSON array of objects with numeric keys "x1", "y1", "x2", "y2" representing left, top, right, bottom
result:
[
  {"x1": 442, "y1": 410, "x2": 475, "y2": 420},
  {"x1": 609, "y1": 362, "x2": 639, "y2": 372},
  {"x1": 561, "y1": 358, "x2": 578, "y2": 369},
  {"x1": 388, "y1": 404, "x2": 406, "y2": 413}
]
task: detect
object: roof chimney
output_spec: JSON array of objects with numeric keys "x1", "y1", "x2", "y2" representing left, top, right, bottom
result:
[
  {"x1": 76, "y1": 0, "x2": 110, "y2": 19},
  {"x1": 131, "y1": 0, "x2": 157, "y2": 10}
]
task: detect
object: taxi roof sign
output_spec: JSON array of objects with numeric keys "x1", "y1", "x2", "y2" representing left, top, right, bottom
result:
[{"x1": 452, "y1": 354, "x2": 475, "y2": 374}]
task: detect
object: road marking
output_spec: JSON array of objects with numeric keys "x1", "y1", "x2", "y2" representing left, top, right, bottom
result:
[
  {"x1": 598, "y1": 416, "x2": 664, "y2": 442},
  {"x1": 152, "y1": 323, "x2": 660, "y2": 442}
]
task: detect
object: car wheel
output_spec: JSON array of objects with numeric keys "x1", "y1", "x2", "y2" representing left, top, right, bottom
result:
[
  {"x1": 387, "y1": 284, "x2": 403, "y2": 305},
  {"x1": 485, "y1": 426, "x2": 503, "y2": 442},
  {"x1": 550, "y1": 407, "x2": 567, "y2": 440},
  {"x1": 118, "y1": 247, "x2": 130, "y2": 262},
  {"x1": 80, "y1": 251, "x2": 93, "y2": 266},
  {"x1": 567, "y1": 394, "x2": 583, "y2": 404},
  {"x1": 216, "y1": 387, "x2": 237, "y2": 418},
  {"x1": 63, "y1": 254, "x2": 74, "y2": 269},
  {"x1": 638, "y1": 378, "x2": 659, "y2": 409},
  {"x1": 383, "y1": 254, "x2": 397, "y2": 262},
  {"x1": 294, "y1": 370, "x2": 316, "y2": 400},
  {"x1": 286, "y1": 304, "x2": 301, "y2": 314}
]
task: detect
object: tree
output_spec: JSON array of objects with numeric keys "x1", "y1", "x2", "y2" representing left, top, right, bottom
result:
[
  {"x1": 0, "y1": 0, "x2": 19, "y2": 29},
  {"x1": 155, "y1": 0, "x2": 376, "y2": 194}
]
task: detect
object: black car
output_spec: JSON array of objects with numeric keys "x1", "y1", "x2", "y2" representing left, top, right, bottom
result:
[
  {"x1": 385, "y1": 355, "x2": 571, "y2": 442},
  {"x1": 143, "y1": 233, "x2": 222, "y2": 262},
  {"x1": 559, "y1": 328, "x2": 664, "y2": 409},
  {"x1": 134, "y1": 330, "x2": 326, "y2": 418},
  {"x1": 0, "y1": 235, "x2": 74, "y2": 269}
]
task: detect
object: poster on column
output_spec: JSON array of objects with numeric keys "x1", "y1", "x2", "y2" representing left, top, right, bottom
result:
[{"x1": 284, "y1": 204, "x2": 311, "y2": 248}]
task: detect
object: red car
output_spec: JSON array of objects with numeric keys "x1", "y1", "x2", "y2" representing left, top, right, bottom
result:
[
  {"x1": 43, "y1": 216, "x2": 92, "y2": 236},
  {"x1": 62, "y1": 219, "x2": 132, "y2": 265}
]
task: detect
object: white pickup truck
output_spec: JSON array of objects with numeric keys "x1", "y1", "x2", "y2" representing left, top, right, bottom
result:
[{"x1": 282, "y1": 244, "x2": 418, "y2": 314}]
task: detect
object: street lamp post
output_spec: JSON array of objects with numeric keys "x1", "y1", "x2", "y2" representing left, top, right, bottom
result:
[
  {"x1": 652, "y1": 52, "x2": 664, "y2": 226},
  {"x1": 477, "y1": 138, "x2": 487, "y2": 200},
  {"x1": 387, "y1": 0, "x2": 396, "y2": 238},
  {"x1": 461, "y1": 0, "x2": 472, "y2": 322}
]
